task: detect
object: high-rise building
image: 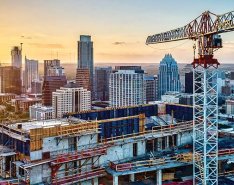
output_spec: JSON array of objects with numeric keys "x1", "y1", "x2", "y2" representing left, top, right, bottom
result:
[
  {"x1": 44, "y1": 59, "x2": 61, "y2": 76},
  {"x1": 42, "y1": 59, "x2": 67, "y2": 106},
  {"x1": 180, "y1": 64, "x2": 193, "y2": 92},
  {"x1": 76, "y1": 68, "x2": 91, "y2": 91},
  {"x1": 158, "y1": 54, "x2": 181, "y2": 99},
  {"x1": 95, "y1": 67, "x2": 112, "y2": 101},
  {"x1": 31, "y1": 80, "x2": 42, "y2": 94},
  {"x1": 0, "y1": 66, "x2": 21, "y2": 95},
  {"x1": 11, "y1": 45, "x2": 22, "y2": 69},
  {"x1": 24, "y1": 57, "x2": 39, "y2": 92},
  {"x1": 144, "y1": 76, "x2": 158, "y2": 103},
  {"x1": 52, "y1": 87, "x2": 91, "y2": 118},
  {"x1": 77, "y1": 35, "x2": 94, "y2": 90},
  {"x1": 109, "y1": 66, "x2": 144, "y2": 107},
  {"x1": 185, "y1": 71, "x2": 193, "y2": 94}
]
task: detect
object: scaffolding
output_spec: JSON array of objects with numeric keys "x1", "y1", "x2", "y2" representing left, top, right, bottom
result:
[{"x1": 193, "y1": 69, "x2": 218, "y2": 185}]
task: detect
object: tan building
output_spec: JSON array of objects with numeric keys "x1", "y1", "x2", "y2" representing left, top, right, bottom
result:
[
  {"x1": 0, "y1": 93, "x2": 16, "y2": 103},
  {"x1": 12, "y1": 97, "x2": 42, "y2": 112},
  {"x1": 76, "y1": 68, "x2": 91, "y2": 91}
]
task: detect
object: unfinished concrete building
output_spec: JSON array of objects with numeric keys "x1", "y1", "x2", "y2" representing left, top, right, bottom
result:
[{"x1": 0, "y1": 103, "x2": 234, "y2": 185}]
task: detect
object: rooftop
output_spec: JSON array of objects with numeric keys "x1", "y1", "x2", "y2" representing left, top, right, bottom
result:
[{"x1": 8, "y1": 118, "x2": 86, "y2": 133}]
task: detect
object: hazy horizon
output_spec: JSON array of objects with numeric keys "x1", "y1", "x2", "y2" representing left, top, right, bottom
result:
[{"x1": 1, "y1": 0, "x2": 234, "y2": 64}]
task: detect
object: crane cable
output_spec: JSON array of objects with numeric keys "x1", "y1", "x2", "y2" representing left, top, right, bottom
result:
[{"x1": 146, "y1": 40, "x2": 190, "y2": 51}]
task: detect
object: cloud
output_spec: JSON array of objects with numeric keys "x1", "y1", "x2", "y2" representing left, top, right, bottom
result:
[
  {"x1": 113, "y1": 42, "x2": 126, "y2": 45},
  {"x1": 28, "y1": 43, "x2": 64, "y2": 49}
]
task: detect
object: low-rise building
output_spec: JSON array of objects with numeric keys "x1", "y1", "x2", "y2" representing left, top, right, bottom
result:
[
  {"x1": 0, "y1": 93, "x2": 16, "y2": 103},
  {"x1": 161, "y1": 92, "x2": 193, "y2": 105},
  {"x1": 12, "y1": 97, "x2": 42, "y2": 112},
  {"x1": 226, "y1": 99, "x2": 234, "y2": 115},
  {"x1": 29, "y1": 103, "x2": 54, "y2": 120}
]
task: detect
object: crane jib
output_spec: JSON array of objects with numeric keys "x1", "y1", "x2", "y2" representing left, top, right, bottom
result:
[{"x1": 146, "y1": 11, "x2": 234, "y2": 45}]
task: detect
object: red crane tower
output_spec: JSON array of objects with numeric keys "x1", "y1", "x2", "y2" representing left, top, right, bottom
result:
[{"x1": 146, "y1": 11, "x2": 234, "y2": 185}]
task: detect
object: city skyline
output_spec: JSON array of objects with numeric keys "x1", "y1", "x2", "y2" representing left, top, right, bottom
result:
[{"x1": 1, "y1": 0, "x2": 234, "y2": 64}]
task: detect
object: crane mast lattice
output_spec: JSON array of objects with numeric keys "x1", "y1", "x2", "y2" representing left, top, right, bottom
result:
[{"x1": 146, "y1": 11, "x2": 234, "y2": 185}]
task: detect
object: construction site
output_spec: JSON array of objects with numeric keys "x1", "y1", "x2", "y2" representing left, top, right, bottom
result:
[
  {"x1": 0, "y1": 10, "x2": 234, "y2": 185},
  {"x1": 0, "y1": 103, "x2": 233, "y2": 185}
]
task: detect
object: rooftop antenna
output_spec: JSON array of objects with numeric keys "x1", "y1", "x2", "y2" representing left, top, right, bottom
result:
[{"x1": 20, "y1": 43, "x2": 23, "y2": 51}]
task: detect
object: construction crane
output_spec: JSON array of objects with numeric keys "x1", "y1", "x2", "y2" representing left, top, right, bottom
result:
[{"x1": 146, "y1": 11, "x2": 234, "y2": 185}]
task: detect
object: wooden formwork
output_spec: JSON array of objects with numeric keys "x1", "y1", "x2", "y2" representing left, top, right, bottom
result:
[{"x1": 30, "y1": 121, "x2": 98, "y2": 151}]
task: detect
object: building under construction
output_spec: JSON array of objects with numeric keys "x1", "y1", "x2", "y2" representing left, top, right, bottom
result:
[{"x1": 0, "y1": 103, "x2": 234, "y2": 185}]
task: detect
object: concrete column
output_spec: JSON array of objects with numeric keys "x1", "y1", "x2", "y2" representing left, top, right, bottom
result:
[
  {"x1": 166, "y1": 136, "x2": 170, "y2": 148},
  {"x1": 177, "y1": 133, "x2": 181, "y2": 146},
  {"x1": 156, "y1": 170, "x2": 162, "y2": 185},
  {"x1": 113, "y1": 175, "x2": 118, "y2": 185},
  {"x1": 130, "y1": 173, "x2": 135, "y2": 182},
  {"x1": 157, "y1": 138, "x2": 162, "y2": 151}
]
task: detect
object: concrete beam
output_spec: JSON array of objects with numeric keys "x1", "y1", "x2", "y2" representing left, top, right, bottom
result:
[
  {"x1": 156, "y1": 169, "x2": 162, "y2": 185},
  {"x1": 113, "y1": 175, "x2": 118, "y2": 185}
]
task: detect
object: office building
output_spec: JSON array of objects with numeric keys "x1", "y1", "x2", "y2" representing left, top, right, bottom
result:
[
  {"x1": 95, "y1": 67, "x2": 112, "y2": 101},
  {"x1": 44, "y1": 59, "x2": 61, "y2": 76},
  {"x1": 24, "y1": 57, "x2": 39, "y2": 92},
  {"x1": 31, "y1": 80, "x2": 42, "y2": 94},
  {"x1": 52, "y1": 87, "x2": 91, "y2": 118},
  {"x1": 11, "y1": 45, "x2": 22, "y2": 69},
  {"x1": 0, "y1": 66, "x2": 21, "y2": 95},
  {"x1": 144, "y1": 76, "x2": 158, "y2": 103},
  {"x1": 77, "y1": 35, "x2": 94, "y2": 90},
  {"x1": 42, "y1": 59, "x2": 67, "y2": 106},
  {"x1": 76, "y1": 68, "x2": 91, "y2": 91},
  {"x1": 180, "y1": 64, "x2": 193, "y2": 92},
  {"x1": 109, "y1": 66, "x2": 144, "y2": 107},
  {"x1": 185, "y1": 71, "x2": 193, "y2": 94},
  {"x1": 158, "y1": 54, "x2": 181, "y2": 99}
]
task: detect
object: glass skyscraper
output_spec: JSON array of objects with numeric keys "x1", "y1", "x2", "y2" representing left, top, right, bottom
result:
[
  {"x1": 77, "y1": 35, "x2": 94, "y2": 91},
  {"x1": 158, "y1": 54, "x2": 181, "y2": 99}
]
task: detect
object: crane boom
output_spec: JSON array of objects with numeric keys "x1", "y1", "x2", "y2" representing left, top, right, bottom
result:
[{"x1": 146, "y1": 11, "x2": 234, "y2": 44}]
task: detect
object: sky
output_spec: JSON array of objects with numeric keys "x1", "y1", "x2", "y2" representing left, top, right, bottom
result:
[{"x1": 0, "y1": 0, "x2": 234, "y2": 64}]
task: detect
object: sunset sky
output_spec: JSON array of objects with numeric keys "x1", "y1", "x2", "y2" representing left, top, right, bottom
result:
[{"x1": 0, "y1": 0, "x2": 234, "y2": 64}]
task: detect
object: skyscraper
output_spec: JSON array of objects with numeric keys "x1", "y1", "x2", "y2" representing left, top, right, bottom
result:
[
  {"x1": 95, "y1": 67, "x2": 112, "y2": 101},
  {"x1": 109, "y1": 66, "x2": 144, "y2": 107},
  {"x1": 42, "y1": 59, "x2": 67, "y2": 106},
  {"x1": 52, "y1": 87, "x2": 91, "y2": 118},
  {"x1": 0, "y1": 66, "x2": 21, "y2": 94},
  {"x1": 158, "y1": 54, "x2": 181, "y2": 99},
  {"x1": 24, "y1": 57, "x2": 39, "y2": 92},
  {"x1": 11, "y1": 45, "x2": 22, "y2": 69},
  {"x1": 77, "y1": 35, "x2": 94, "y2": 90}
]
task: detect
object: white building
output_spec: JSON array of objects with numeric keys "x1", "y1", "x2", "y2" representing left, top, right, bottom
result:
[
  {"x1": 109, "y1": 66, "x2": 144, "y2": 107},
  {"x1": 161, "y1": 92, "x2": 180, "y2": 104},
  {"x1": 52, "y1": 87, "x2": 91, "y2": 118},
  {"x1": 29, "y1": 103, "x2": 54, "y2": 120}
]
